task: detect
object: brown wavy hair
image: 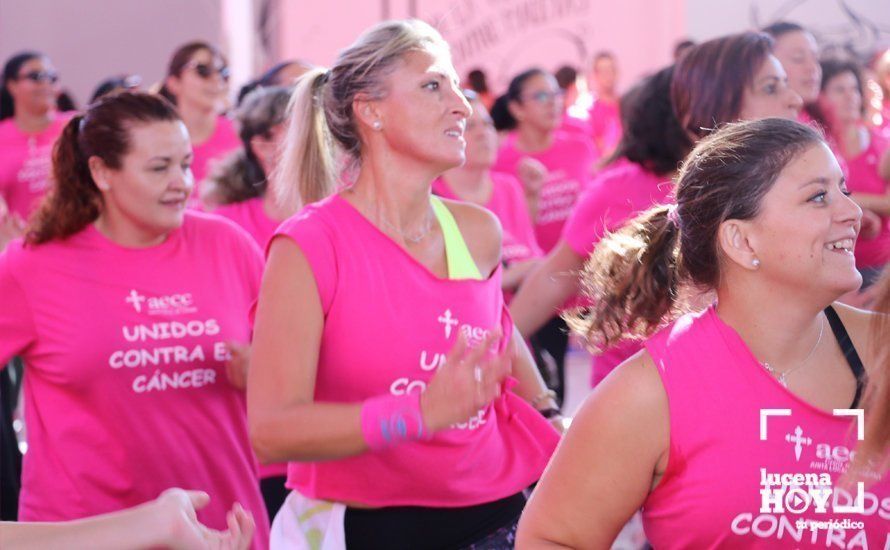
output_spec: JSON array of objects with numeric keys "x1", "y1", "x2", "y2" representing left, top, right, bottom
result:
[
  {"x1": 567, "y1": 118, "x2": 824, "y2": 351},
  {"x1": 26, "y1": 92, "x2": 181, "y2": 245},
  {"x1": 672, "y1": 32, "x2": 775, "y2": 139}
]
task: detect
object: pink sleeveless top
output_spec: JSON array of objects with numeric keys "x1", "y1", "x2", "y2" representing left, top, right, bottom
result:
[
  {"x1": 642, "y1": 306, "x2": 889, "y2": 549},
  {"x1": 845, "y1": 128, "x2": 890, "y2": 268},
  {"x1": 273, "y1": 194, "x2": 559, "y2": 507}
]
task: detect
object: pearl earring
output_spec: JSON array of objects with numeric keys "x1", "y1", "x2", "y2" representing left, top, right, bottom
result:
[
  {"x1": 372, "y1": 120, "x2": 382, "y2": 130},
  {"x1": 97, "y1": 182, "x2": 110, "y2": 191},
  {"x1": 752, "y1": 258, "x2": 761, "y2": 268}
]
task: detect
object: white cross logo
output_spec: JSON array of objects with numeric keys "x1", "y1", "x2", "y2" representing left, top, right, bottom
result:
[
  {"x1": 125, "y1": 290, "x2": 146, "y2": 313},
  {"x1": 785, "y1": 426, "x2": 812, "y2": 462},
  {"x1": 438, "y1": 309, "x2": 459, "y2": 339}
]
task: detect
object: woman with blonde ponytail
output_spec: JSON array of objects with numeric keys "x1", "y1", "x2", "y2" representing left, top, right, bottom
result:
[
  {"x1": 518, "y1": 118, "x2": 889, "y2": 548},
  {"x1": 249, "y1": 19, "x2": 560, "y2": 549}
]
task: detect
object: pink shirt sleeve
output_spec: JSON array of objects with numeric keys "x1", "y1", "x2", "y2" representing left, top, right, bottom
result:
[
  {"x1": 273, "y1": 209, "x2": 338, "y2": 314},
  {"x1": 561, "y1": 180, "x2": 630, "y2": 257},
  {"x1": 0, "y1": 242, "x2": 38, "y2": 364}
]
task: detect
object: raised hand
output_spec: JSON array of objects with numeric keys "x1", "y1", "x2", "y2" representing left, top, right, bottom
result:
[{"x1": 420, "y1": 330, "x2": 512, "y2": 432}]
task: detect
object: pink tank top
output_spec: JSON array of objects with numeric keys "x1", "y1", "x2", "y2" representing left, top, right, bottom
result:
[
  {"x1": 273, "y1": 194, "x2": 559, "y2": 507},
  {"x1": 845, "y1": 128, "x2": 890, "y2": 268},
  {"x1": 642, "y1": 306, "x2": 889, "y2": 548}
]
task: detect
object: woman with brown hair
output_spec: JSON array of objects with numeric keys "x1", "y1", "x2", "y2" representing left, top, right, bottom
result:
[
  {"x1": 517, "y1": 118, "x2": 889, "y2": 548},
  {"x1": 0, "y1": 92, "x2": 269, "y2": 547},
  {"x1": 511, "y1": 31, "x2": 803, "y2": 388},
  {"x1": 159, "y1": 41, "x2": 239, "y2": 206},
  {"x1": 809, "y1": 59, "x2": 890, "y2": 287}
]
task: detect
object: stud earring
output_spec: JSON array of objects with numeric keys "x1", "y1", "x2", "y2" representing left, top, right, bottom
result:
[
  {"x1": 97, "y1": 182, "x2": 110, "y2": 191},
  {"x1": 372, "y1": 120, "x2": 382, "y2": 130},
  {"x1": 752, "y1": 258, "x2": 761, "y2": 268}
]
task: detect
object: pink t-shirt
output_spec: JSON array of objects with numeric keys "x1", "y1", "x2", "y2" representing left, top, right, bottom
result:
[
  {"x1": 190, "y1": 117, "x2": 241, "y2": 208},
  {"x1": 561, "y1": 159, "x2": 674, "y2": 385},
  {"x1": 0, "y1": 212, "x2": 269, "y2": 548},
  {"x1": 559, "y1": 113, "x2": 593, "y2": 138},
  {"x1": 493, "y1": 132, "x2": 597, "y2": 253},
  {"x1": 213, "y1": 197, "x2": 280, "y2": 250},
  {"x1": 213, "y1": 196, "x2": 286, "y2": 481},
  {"x1": 588, "y1": 98, "x2": 622, "y2": 157},
  {"x1": 844, "y1": 128, "x2": 890, "y2": 269},
  {"x1": 642, "y1": 306, "x2": 889, "y2": 548},
  {"x1": 272, "y1": 194, "x2": 559, "y2": 507},
  {"x1": 0, "y1": 112, "x2": 74, "y2": 219}
]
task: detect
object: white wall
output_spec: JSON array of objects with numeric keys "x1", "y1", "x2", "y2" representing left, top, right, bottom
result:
[
  {"x1": 686, "y1": 0, "x2": 890, "y2": 57},
  {"x1": 0, "y1": 0, "x2": 224, "y2": 107}
]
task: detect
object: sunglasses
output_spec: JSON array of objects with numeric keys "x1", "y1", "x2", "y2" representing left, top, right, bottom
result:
[
  {"x1": 119, "y1": 74, "x2": 142, "y2": 89},
  {"x1": 16, "y1": 70, "x2": 59, "y2": 84},
  {"x1": 185, "y1": 61, "x2": 230, "y2": 81},
  {"x1": 522, "y1": 90, "x2": 563, "y2": 104}
]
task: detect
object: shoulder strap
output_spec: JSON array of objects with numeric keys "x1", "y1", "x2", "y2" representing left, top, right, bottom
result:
[
  {"x1": 430, "y1": 196, "x2": 483, "y2": 281},
  {"x1": 823, "y1": 306, "x2": 867, "y2": 409}
]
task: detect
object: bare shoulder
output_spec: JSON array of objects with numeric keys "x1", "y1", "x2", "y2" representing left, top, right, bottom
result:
[
  {"x1": 438, "y1": 197, "x2": 502, "y2": 275},
  {"x1": 577, "y1": 348, "x2": 669, "y2": 426}
]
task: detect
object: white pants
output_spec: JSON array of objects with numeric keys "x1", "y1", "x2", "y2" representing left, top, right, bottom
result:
[{"x1": 270, "y1": 490, "x2": 347, "y2": 550}]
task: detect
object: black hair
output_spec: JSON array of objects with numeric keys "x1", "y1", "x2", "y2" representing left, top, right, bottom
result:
[{"x1": 1, "y1": 51, "x2": 44, "y2": 120}]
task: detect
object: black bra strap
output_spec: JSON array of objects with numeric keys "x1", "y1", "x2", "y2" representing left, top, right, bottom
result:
[{"x1": 824, "y1": 306, "x2": 867, "y2": 408}]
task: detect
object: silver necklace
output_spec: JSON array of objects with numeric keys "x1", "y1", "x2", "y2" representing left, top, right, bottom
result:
[
  {"x1": 761, "y1": 314, "x2": 825, "y2": 387},
  {"x1": 376, "y1": 207, "x2": 434, "y2": 244}
]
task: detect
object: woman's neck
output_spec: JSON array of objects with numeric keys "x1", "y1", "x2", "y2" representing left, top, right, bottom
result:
[
  {"x1": 442, "y1": 165, "x2": 493, "y2": 206},
  {"x1": 262, "y1": 188, "x2": 294, "y2": 222},
  {"x1": 14, "y1": 108, "x2": 53, "y2": 134},
  {"x1": 178, "y1": 102, "x2": 218, "y2": 145},
  {"x1": 715, "y1": 280, "x2": 828, "y2": 370},
  {"x1": 346, "y1": 149, "x2": 436, "y2": 235},
  {"x1": 515, "y1": 125, "x2": 554, "y2": 153},
  {"x1": 833, "y1": 120, "x2": 867, "y2": 158}
]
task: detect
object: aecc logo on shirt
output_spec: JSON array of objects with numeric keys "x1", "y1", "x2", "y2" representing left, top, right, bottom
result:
[{"x1": 125, "y1": 289, "x2": 197, "y2": 316}]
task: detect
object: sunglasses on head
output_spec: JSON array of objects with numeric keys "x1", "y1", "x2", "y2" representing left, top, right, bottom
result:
[
  {"x1": 16, "y1": 70, "x2": 59, "y2": 84},
  {"x1": 186, "y1": 61, "x2": 230, "y2": 81}
]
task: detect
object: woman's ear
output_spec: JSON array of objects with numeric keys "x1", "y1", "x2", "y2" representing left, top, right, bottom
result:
[
  {"x1": 717, "y1": 219, "x2": 761, "y2": 271},
  {"x1": 87, "y1": 156, "x2": 112, "y2": 192},
  {"x1": 352, "y1": 93, "x2": 384, "y2": 132}
]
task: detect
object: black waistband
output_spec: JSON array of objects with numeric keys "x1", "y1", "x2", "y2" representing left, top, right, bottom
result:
[{"x1": 344, "y1": 491, "x2": 526, "y2": 550}]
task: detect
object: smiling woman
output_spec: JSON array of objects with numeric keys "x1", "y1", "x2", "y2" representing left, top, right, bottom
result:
[
  {"x1": 516, "y1": 118, "x2": 888, "y2": 548},
  {"x1": 0, "y1": 92, "x2": 271, "y2": 547}
]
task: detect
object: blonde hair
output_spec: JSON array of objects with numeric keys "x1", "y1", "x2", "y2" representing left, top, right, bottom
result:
[{"x1": 272, "y1": 19, "x2": 450, "y2": 212}]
